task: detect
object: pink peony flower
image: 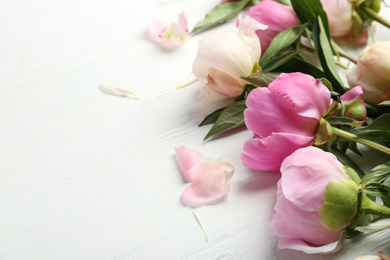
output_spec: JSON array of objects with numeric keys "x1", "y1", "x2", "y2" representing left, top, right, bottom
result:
[
  {"x1": 148, "y1": 11, "x2": 189, "y2": 49},
  {"x1": 192, "y1": 16, "x2": 267, "y2": 100},
  {"x1": 241, "y1": 72, "x2": 332, "y2": 171},
  {"x1": 320, "y1": 0, "x2": 353, "y2": 38},
  {"x1": 270, "y1": 147, "x2": 359, "y2": 254},
  {"x1": 247, "y1": 0, "x2": 298, "y2": 55},
  {"x1": 346, "y1": 41, "x2": 390, "y2": 105},
  {"x1": 175, "y1": 146, "x2": 235, "y2": 206}
]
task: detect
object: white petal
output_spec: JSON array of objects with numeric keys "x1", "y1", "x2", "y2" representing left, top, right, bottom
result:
[
  {"x1": 99, "y1": 84, "x2": 139, "y2": 99},
  {"x1": 355, "y1": 218, "x2": 390, "y2": 233}
]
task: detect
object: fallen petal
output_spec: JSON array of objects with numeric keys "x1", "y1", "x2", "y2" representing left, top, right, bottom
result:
[
  {"x1": 175, "y1": 146, "x2": 201, "y2": 180},
  {"x1": 182, "y1": 159, "x2": 234, "y2": 206},
  {"x1": 99, "y1": 84, "x2": 139, "y2": 99}
]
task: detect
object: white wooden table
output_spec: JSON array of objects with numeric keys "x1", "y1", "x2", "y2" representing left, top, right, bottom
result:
[{"x1": 1, "y1": 0, "x2": 389, "y2": 259}]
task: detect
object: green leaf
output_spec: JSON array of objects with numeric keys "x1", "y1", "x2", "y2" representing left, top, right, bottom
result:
[
  {"x1": 273, "y1": 56, "x2": 326, "y2": 79},
  {"x1": 363, "y1": 183, "x2": 390, "y2": 198},
  {"x1": 326, "y1": 116, "x2": 365, "y2": 127},
  {"x1": 352, "y1": 114, "x2": 390, "y2": 141},
  {"x1": 379, "y1": 100, "x2": 390, "y2": 107},
  {"x1": 199, "y1": 107, "x2": 226, "y2": 126},
  {"x1": 319, "y1": 77, "x2": 333, "y2": 92},
  {"x1": 362, "y1": 162, "x2": 390, "y2": 184},
  {"x1": 262, "y1": 49, "x2": 304, "y2": 73},
  {"x1": 327, "y1": 146, "x2": 365, "y2": 178},
  {"x1": 204, "y1": 100, "x2": 246, "y2": 140},
  {"x1": 242, "y1": 73, "x2": 275, "y2": 88},
  {"x1": 290, "y1": 0, "x2": 330, "y2": 37},
  {"x1": 260, "y1": 23, "x2": 308, "y2": 67},
  {"x1": 312, "y1": 17, "x2": 346, "y2": 93},
  {"x1": 192, "y1": 0, "x2": 250, "y2": 33}
]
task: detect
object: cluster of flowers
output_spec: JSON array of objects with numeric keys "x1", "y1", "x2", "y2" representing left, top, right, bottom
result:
[{"x1": 149, "y1": 0, "x2": 390, "y2": 256}]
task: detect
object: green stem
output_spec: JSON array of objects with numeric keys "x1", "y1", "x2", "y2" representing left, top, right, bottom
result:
[
  {"x1": 361, "y1": 193, "x2": 390, "y2": 218},
  {"x1": 334, "y1": 59, "x2": 350, "y2": 70},
  {"x1": 363, "y1": 6, "x2": 390, "y2": 29},
  {"x1": 331, "y1": 126, "x2": 390, "y2": 156}
]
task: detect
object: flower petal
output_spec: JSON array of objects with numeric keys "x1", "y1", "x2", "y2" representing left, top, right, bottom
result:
[
  {"x1": 281, "y1": 147, "x2": 350, "y2": 212},
  {"x1": 192, "y1": 16, "x2": 265, "y2": 83},
  {"x1": 207, "y1": 67, "x2": 246, "y2": 98},
  {"x1": 247, "y1": 0, "x2": 297, "y2": 54},
  {"x1": 175, "y1": 146, "x2": 201, "y2": 180},
  {"x1": 276, "y1": 230, "x2": 345, "y2": 254},
  {"x1": 177, "y1": 11, "x2": 188, "y2": 33},
  {"x1": 241, "y1": 133, "x2": 313, "y2": 171},
  {"x1": 270, "y1": 182, "x2": 342, "y2": 247},
  {"x1": 269, "y1": 73, "x2": 332, "y2": 119},
  {"x1": 244, "y1": 87, "x2": 318, "y2": 138},
  {"x1": 147, "y1": 11, "x2": 189, "y2": 49},
  {"x1": 181, "y1": 159, "x2": 234, "y2": 206}
]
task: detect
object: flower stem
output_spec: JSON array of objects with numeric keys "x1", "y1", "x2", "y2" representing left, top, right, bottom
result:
[
  {"x1": 334, "y1": 59, "x2": 350, "y2": 70},
  {"x1": 331, "y1": 126, "x2": 390, "y2": 156},
  {"x1": 176, "y1": 78, "x2": 198, "y2": 89},
  {"x1": 363, "y1": 6, "x2": 390, "y2": 29},
  {"x1": 361, "y1": 194, "x2": 390, "y2": 218}
]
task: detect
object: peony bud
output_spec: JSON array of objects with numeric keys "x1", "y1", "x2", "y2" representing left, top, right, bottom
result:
[
  {"x1": 320, "y1": 0, "x2": 353, "y2": 38},
  {"x1": 346, "y1": 41, "x2": 390, "y2": 105},
  {"x1": 192, "y1": 16, "x2": 267, "y2": 100},
  {"x1": 270, "y1": 147, "x2": 359, "y2": 254}
]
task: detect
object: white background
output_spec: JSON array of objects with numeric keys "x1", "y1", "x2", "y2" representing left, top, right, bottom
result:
[{"x1": 1, "y1": 0, "x2": 389, "y2": 259}]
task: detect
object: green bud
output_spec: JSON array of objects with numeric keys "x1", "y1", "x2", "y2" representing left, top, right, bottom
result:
[
  {"x1": 314, "y1": 118, "x2": 332, "y2": 145},
  {"x1": 343, "y1": 166, "x2": 361, "y2": 185},
  {"x1": 319, "y1": 180, "x2": 359, "y2": 230}
]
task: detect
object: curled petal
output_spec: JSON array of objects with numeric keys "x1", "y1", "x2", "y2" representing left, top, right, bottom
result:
[
  {"x1": 340, "y1": 86, "x2": 367, "y2": 123},
  {"x1": 244, "y1": 87, "x2": 318, "y2": 138},
  {"x1": 276, "y1": 230, "x2": 346, "y2": 254},
  {"x1": 175, "y1": 146, "x2": 201, "y2": 180},
  {"x1": 175, "y1": 147, "x2": 235, "y2": 206},
  {"x1": 241, "y1": 133, "x2": 313, "y2": 172},
  {"x1": 177, "y1": 11, "x2": 189, "y2": 34},
  {"x1": 269, "y1": 73, "x2": 332, "y2": 119},
  {"x1": 181, "y1": 159, "x2": 234, "y2": 206},
  {"x1": 207, "y1": 67, "x2": 246, "y2": 98}
]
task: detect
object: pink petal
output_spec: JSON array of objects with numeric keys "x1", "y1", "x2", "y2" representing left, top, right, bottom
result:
[
  {"x1": 241, "y1": 133, "x2": 313, "y2": 171},
  {"x1": 175, "y1": 146, "x2": 201, "y2": 180},
  {"x1": 148, "y1": 20, "x2": 168, "y2": 36},
  {"x1": 181, "y1": 160, "x2": 234, "y2": 206},
  {"x1": 341, "y1": 85, "x2": 363, "y2": 103},
  {"x1": 280, "y1": 147, "x2": 349, "y2": 212},
  {"x1": 270, "y1": 182, "x2": 341, "y2": 246},
  {"x1": 247, "y1": 0, "x2": 298, "y2": 54},
  {"x1": 277, "y1": 231, "x2": 345, "y2": 254},
  {"x1": 147, "y1": 11, "x2": 189, "y2": 50},
  {"x1": 269, "y1": 73, "x2": 332, "y2": 119},
  {"x1": 178, "y1": 11, "x2": 188, "y2": 33},
  {"x1": 321, "y1": 0, "x2": 353, "y2": 37},
  {"x1": 244, "y1": 87, "x2": 319, "y2": 138}
]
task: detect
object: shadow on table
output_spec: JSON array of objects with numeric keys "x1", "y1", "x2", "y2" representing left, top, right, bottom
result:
[{"x1": 238, "y1": 168, "x2": 280, "y2": 193}]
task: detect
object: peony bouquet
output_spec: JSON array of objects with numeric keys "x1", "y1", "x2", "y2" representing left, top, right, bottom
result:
[{"x1": 149, "y1": 0, "x2": 390, "y2": 256}]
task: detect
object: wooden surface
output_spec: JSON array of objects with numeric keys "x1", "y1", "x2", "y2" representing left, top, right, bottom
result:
[{"x1": 1, "y1": 0, "x2": 389, "y2": 259}]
